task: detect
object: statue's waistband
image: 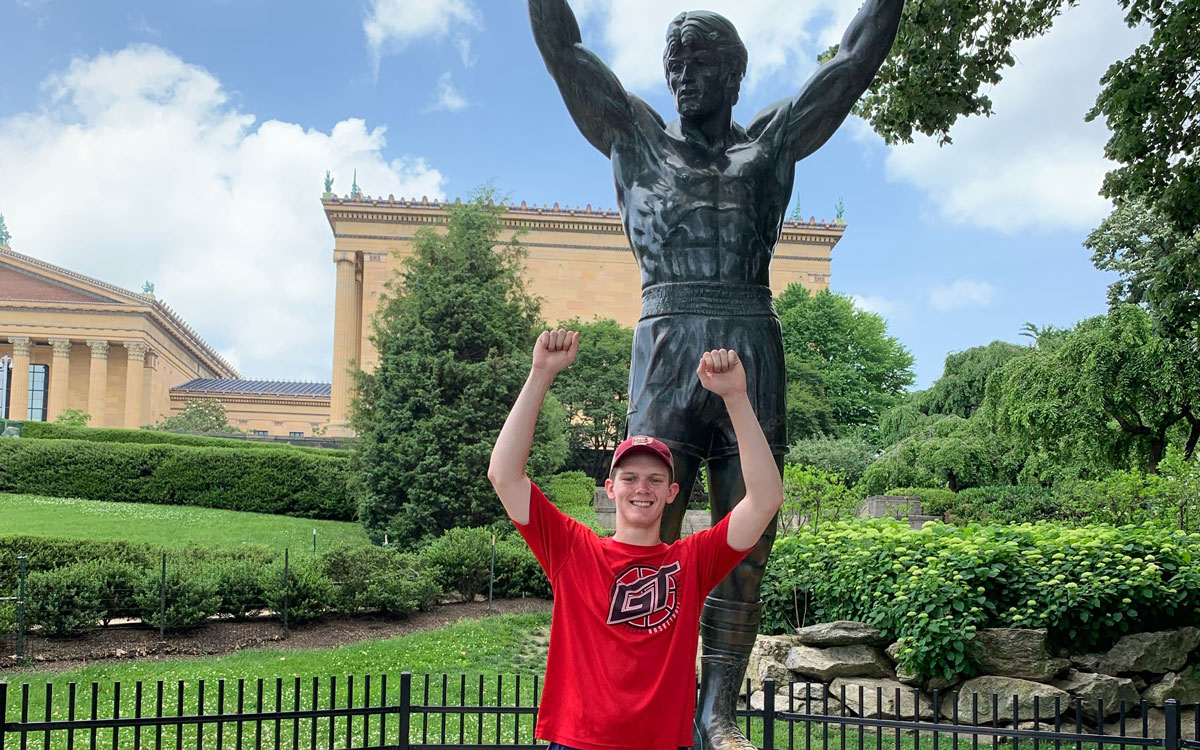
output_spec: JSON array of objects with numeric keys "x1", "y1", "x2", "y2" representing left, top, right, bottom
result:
[{"x1": 640, "y1": 282, "x2": 776, "y2": 319}]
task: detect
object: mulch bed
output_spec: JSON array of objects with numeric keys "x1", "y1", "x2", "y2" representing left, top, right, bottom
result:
[{"x1": 2, "y1": 598, "x2": 552, "y2": 674}]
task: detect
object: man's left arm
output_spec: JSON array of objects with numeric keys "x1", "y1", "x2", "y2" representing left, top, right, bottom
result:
[
  {"x1": 695, "y1": 350, "x2": 784, "y2": 552},
  {"x1": 752, "y1": 0, "x2": 904, "y2": 162}
]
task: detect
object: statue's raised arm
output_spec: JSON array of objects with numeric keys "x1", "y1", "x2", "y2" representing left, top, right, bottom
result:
[
  {"x1": 755, "y1": 0, "x2": 904, "y2": 163},
  {"x1": 529, "y1": 0, "x2": 649, "y2": 156}
]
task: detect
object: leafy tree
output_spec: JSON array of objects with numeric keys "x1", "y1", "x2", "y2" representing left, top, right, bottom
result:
[
  {"x1": 919, "y1": 341, "x2": 1027, "y2": 418},
  {"x1": 781, "y1": 464, "x2": 856, "y2": 531},
  {"x1": 776, "y1": 286, "x2": 915, "y2": 437},
  {"x1": 1085, "y1": 198, "x2": 1200, "y2": 339},
  {"x1": 54, "y1": 408, "x2": 91, "y2": 427},
  {"x1": 859, "y1": 414, "x2": 1002, "y2": 494},
  {"x1": 149, "y1": 399, "x2": 239, "y2": 433},
  {"x1": 551, "y1": 317, "x2": 633, "y2": 477},
  {"x1": 352, "y1": 192, "x2": 568, "y2": 546},
  {"x1": 985, "y1": 305, "x2": 1200, "y2": 474},
  {"x1": 786, "y1": 435, "x2": 879, "y2": 487}
]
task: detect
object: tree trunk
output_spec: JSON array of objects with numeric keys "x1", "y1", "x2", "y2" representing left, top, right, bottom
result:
[
  {"x1": 1184, "y1": 417, "x2": 1199, "y2": 462},
  {"x1": 1148, "y1": 432, "x2": 1167, "y2": 474}
]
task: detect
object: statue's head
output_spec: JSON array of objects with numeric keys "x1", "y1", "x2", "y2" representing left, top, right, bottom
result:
[{"x1": 663, "y1": 11, "x2": 747, "y2": 120}]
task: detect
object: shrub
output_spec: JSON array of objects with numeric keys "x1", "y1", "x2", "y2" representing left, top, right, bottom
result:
[
  {"x1": 86, "y1": 559, "x2": 141, "y2": 625},
  {"x1": 782, "y1": 465, "x2": 856, "y2": 530},
  {"x1": 263, "y1": 557, "x2": 333, "y2": 624},
  {"x1": 320, "y1": 545, "x2": 439, "y2": 616},
  {"x1": 0, "y1": 536, "x2": 157, "y2": 591},
  {"x1": 420, "y1": 527, "x2": 493, "y2": 602},
  {"x1": 133, "y1": 561, "x2": 220, "y2": 631},
  {"x1": 212, "y1": 558, "x2": 267, "y2": 620},
  {"x1": 886, "y1": 487, "x2": 959, "y2": 517},
  {"x1": 0, "y1": 438, "x2": 354, "y2": 520},
  {"x1": 25, "y1": 564, "x2": 105, "y2": 636},
  {"x1": 946, "y1": 485, "x2": 1074, "y2": 524},
  {"x1": 16, "y1": 422, "x2": 342, "y2": 454},
  {"x1": 492, "y1": 539, "x2": 551, "y2": 599},
  {"x1": 762, "y1": 519, "x2": 1200, "y2": 682},
  {"x1": 542, "y1": 471, "x2": 599, "y2": 529},
  {"x1": 0, "y1": 599, "x2": 15, "y2": 636}
]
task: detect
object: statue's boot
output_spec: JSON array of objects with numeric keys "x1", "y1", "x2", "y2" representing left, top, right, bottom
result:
[{"x1": 694, "y1": 597, "x2": 762, "y2": 750}]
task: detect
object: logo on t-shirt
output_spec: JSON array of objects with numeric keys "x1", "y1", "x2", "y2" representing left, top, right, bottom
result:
[{"x1": 606, "y1": 561, "x2": 680, "y2": 632}]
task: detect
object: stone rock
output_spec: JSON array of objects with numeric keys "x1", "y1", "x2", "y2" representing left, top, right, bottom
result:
[
  {"x1": 746, "y1": 635, "x2": 798, "y2": 693},
  {"x1": 750, "y1": 656, "x2": 795, "y2": 694},
  {"x1": 1143, "y1": 670, "x2": 1200, "y2": 706},
  {"x1": 1082, "y1": 628, "x2": 1200, "y2": 675},
  {"x1": 831, "y1": 677, "x2": 935, "y2": 720},
  {"x1": 1132, "y1": 675, "x2": 1148, "y2": 692},
  {"x1": 795, "y1": 621, "x2": 888, "y2": 647},
  {"x1": 751, "y1": 683, "x2": 843, "y2": 715},
  {"x1": 1014, "y1": 721, "x2": 1058, "y2": 732},
  {"x1": 974, "y1": 629, "x2": 1070, "y2": 681},
  {"x1": 1050, "y1": 669, "x2": 1140, "y2": 722},
  {"x1": 786, "y1": 644, "x2": 894, "y2": 681},
  {"x1": 943, "y1": 676, "x2": 1071, "y2": 724},
  {"x1": 884, "y1": 640, "x2": 922, "y2": 685},
  {"x1": 1105, "y1": 708, "x2": 1199, "y2": 741},
  {"x1": 926, "y1": 674, "x2": 960, "y2": 692}
]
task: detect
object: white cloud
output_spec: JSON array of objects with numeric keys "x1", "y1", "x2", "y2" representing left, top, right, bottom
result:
[
  {"x1": 851, "y1": 294, "x2": 910, "y2": 321},
  {"x1": 363, "y1": 0, "x2": 481, "y2": 66},
  {"x1": 929, "y1": 280, "x2": 996, "y2": 311},
  {"x1": 0, "y1": 44, "x2": 445, "y2": 381},
  {"x1": 881, "y1": 1, "x2": 1150, "y2": 233},
  {"x1": 569, "y1": 0, "x2": 861, "y2": 94},
  {"x1": 424, "y1": 72, "x2": 470, "y2": 113}
]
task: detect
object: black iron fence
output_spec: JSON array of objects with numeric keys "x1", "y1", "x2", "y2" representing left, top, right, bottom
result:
[{"x1": 0, "y1": 675, "x2": 1196, "y2": 750}]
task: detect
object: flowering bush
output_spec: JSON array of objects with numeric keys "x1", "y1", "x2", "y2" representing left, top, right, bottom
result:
[{"x1": 762, "y1": 519, "x2": 1200, "y2": 681}]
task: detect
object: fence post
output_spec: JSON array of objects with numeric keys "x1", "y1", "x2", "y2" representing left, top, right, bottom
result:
[
  {"x1": 16, "y1": 555, "x2": 26, "y2": 665},
  {"x1": 312, "y1": 529, "x2": 317, "y2": 555},
  {"x1": 398, "y1": 672, "x2": 411, "y2": 750},
  {"x1": 282, "y1": 549, "x2": 290, "y2": 635},
  {"x1": 763, "y1": 677, "x2": 775, "y2": 750},
  {"x1": 488, "y1": 534, "x2": 496, "y2": 616},
  {"x1": 1164, "y1": 700, "x2": 1180, "y2": 750},
  {"x1": 158, "y1": 552, "x2": 166, "y2": 644}
]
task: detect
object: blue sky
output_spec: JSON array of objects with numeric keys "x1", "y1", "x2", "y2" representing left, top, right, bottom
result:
[{"x1": 0, "y1": 0, "x2": 1146, "y2": 387}]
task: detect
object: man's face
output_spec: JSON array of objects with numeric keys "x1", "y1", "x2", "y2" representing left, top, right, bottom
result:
[
  {"x1": 605, "y1": 452, "x2": 679, "y2": 532},
  {"x1": 666, "y1": 44, "x2": 734, "y2": 121}
]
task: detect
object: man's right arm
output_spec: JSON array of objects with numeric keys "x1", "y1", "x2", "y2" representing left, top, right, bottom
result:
[
  {"x1": 529, "y1": 0, "x2": 640, "y2": 156},
  {"x1": 488, "y1": 329, "x2": 579, "y2": 524}
]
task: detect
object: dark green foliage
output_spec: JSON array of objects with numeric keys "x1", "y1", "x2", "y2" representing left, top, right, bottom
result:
[
  {"x1": 132, "y1": 561, "x2": 220, "y2": 631},
  {"x1": 0, "y1": 438, "x2": 354, "y2": 520},
  {"x1": 551, "y1": 318, "x2": 634, "y2": 477},
  {"x1": 885, "y1": 487, "x2": 958, "y2": 517},
  {"x1": 858, "y1": 415, "x2": 1003, "y2": 494},
  {"x1": 775, "y1": 287, "x2": 914, "y2": 437},
  {"x1": 353, "y1": 192, "x2": 566, "y2": 545},
  {"x1": 263, "y1": 557, "x2": 333, "y2": 624},
  {"x1": 762, "y1": 519, "x2": 1200, "y2": 681},
  {"x1": 786, "y1": 436, "x2": 879, "y2": 486},
  {"x1": 940, "y1": 485, "x2": 1071, "y2": 525},
  {"x1": 419, "y1": 526, "x2": 494, "y2": 603},
  {"x1": 320, "y1": 545, "x2": 441, "y2": 616},
  {"x1": 211, "y1": 558, "x2": 267, "y2": 620},
  {"x1": 87, "y1": 559, "x2": 141, "y2": 625},
  {"x1": 17, "y1": 422, "x2": 342, "y2": 453},
  {"x1": 0, "y1": 600, "x2": 15, "y2": 635},
  {"x1": 919, "y1": 341, "x2": 1027, "y2": 418},
  {"x1": 492, "y1": 538, "x2": 552, "y2": 599},
  {"x1": 0, "y1": 536, "x2": 155, "y2": 591},
  {"x1": 25, "y1": 564, "x2": 105, "y2": 636},
  {"x1": 541, "y1": 470, "x2": 600, "y2": 530},
  {"x1": 1086, "y1": 198, "x2": 1200, "y2": 340}
]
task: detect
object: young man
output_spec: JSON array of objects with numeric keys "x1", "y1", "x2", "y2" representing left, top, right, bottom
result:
[{"x1": 488, "y1": 329, "x2": 784, "y2": 750}]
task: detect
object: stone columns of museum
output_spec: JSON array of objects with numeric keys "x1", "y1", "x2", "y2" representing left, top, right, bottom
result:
[
  {"x1": 123, "y1": 342, "x2": 149, "y2": 428},
  {"x1": 47, "y1": 338, "x2": 72, "y2": 421},
  {"x1": 330, "y1": 251, "x2": 360, "y2": 428},
  {"x1": 87, "y1": 339, "x2": 109, "y2": 427},
  {"x1": 7, "y1": 336, "x2": 31, "y2": 421}
]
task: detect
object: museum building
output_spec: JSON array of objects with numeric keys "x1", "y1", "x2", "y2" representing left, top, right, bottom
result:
[{"x1": 0, "y1": 192, "x2": 843, "y2": 436}]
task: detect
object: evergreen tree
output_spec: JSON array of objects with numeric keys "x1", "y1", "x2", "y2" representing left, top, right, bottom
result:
[{"x1": 352, "y1": 192, "x2": 567, "y2": 545}]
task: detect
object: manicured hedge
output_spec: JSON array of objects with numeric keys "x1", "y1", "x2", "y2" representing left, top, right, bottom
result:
[
  {"x1": 762, "y1": 519, "x2": 1200, "y2": 682},
  {"x1": 0, "y1": 438, "x2": 354, "y2": 519},
  {"x1": 541, "y1": 470, "x2": 599, "y2": 529},
  {"x1": 16, "y1": 423, "x2": 342, "y2": 454}
]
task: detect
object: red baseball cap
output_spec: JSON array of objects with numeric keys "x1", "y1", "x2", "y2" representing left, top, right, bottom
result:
[{"x1": 611, "y1": 435, "x2": 674, "y2": 480}]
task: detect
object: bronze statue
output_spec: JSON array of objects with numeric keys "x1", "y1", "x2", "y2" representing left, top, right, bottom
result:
[{"x1": 529, "y1": 3, "x2": 903, "y2": 748}]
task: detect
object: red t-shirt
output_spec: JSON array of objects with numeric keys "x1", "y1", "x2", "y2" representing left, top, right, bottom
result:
[{"x1": 513, "y1": 482, "x2": 750, "y2": 750}]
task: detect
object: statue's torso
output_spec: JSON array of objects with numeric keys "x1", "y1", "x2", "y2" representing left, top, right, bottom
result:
[{"x1": 612, "y1": 104, "x2": 796, "y2": 291}]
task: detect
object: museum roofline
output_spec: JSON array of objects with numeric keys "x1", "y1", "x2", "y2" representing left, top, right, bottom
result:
[
  {"x1": 321, "y1": 195, "x2": 846, "y2": 233},
  {"x1": 172, "y1": 378, "x2": 332, "y2": 399}
]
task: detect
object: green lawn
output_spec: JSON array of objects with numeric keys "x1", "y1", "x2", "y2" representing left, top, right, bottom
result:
[
  {"x1": 1, "y1": 613, "x2": 550, "y2": 748},
  {"x1": 0, "y1": 493, "x2": 370, "y2": 555}
]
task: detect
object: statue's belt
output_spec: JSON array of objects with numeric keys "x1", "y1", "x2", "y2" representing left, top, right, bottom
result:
[{"x1": 640, "y1": 282, "x2": 776, "y2": 319}]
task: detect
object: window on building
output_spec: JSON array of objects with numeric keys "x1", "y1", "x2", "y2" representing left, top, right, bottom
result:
[
  {"x1": 251, "y1": 429, "x2": 269, "y2": 436},
  {"x1": 289, "y1": 431, "x2": 304, "y2": 438},
  {"x1": 27, "y1": 364, "x2": 48, "y2": 421}
]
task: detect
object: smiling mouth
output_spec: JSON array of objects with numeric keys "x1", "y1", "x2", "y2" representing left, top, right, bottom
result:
[{"x1": 631, "y1": 500, "x2": 654, "y2": 508}]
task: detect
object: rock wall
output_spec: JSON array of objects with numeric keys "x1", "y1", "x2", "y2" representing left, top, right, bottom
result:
[{"x1": 733, "y1": 621, "x2": 1199, "y2": 737}]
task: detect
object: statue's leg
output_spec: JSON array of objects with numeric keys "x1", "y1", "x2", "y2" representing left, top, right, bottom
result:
[
  {"x1": 694, "y1": 452, "x2": 783, "y2": 750},
  {"x1": 659, "y1": 449, "x2": 702, "y2": 544}
]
